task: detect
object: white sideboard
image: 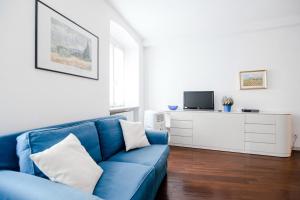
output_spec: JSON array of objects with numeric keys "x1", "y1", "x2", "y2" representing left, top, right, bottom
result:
[{"x1": 166, "y1": 111, "x2": 293, "y2": 157}]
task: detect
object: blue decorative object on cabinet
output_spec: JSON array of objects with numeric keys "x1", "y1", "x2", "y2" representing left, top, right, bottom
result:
[
  {"x1": 168, "y1": 105, "x2": 178, "y2": 110},
  {"x1": 224, "y1": 105, "x2": 232, "y2": 112}
]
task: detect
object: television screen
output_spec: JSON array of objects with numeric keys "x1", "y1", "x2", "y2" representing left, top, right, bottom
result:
[{"x1": 184, "y1": 91, "x2": 214, "y2": 110}]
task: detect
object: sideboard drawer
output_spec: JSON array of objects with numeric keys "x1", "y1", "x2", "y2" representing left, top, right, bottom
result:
[
  {"x1": 245, "y1": 133, "x2": 275, "y2": 144},
  {"x1": 170, "y1": 120, "x2": 193, "y2": 129},
  {"x1": 245, "y1": 142, "x2": 276, "y2": 153},
  {"x1": 170, "y1": 112, "x2": 193, "y2": 120},
  {"x1": 245, "y1": 124, "x2": 275, "y2": 134},
  {"x1": 170, "y1": 136, "x2": 193, "y2": 145},
  {"x1": 170, "y1": 128, "x2": 193, "y2": 137},
  {"x1": 246, "y1": 114, "x2": 276, "y2": 125}
]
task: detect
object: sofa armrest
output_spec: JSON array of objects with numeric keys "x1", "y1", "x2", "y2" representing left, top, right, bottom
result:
[
  {"x1": 0, "y1": 171, "x2": 102, "y2": 200},
  {"x1": 145, "y1": 130, "x2": 169, "y2": 145}
]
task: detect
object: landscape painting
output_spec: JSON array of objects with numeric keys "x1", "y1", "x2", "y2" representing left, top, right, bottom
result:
[
  {"x1": 36, "y1": 0, "x2": 99, "y2": 80},
  {"x1": 51, "y1": 18, "x2": 92, "y2": 71},
  {"x1": 240, "y1": 70, "x2": 267, "y2": 90}
]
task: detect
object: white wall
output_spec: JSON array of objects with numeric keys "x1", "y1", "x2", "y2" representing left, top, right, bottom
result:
[
  {"x1": 0, "y1": 0, "x2": 142, "y2": 133},
  {"x1": 144, "y1": 25, "x2": 300, "y2": 147}
]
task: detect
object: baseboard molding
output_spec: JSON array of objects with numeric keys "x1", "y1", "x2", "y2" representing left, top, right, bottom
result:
[{"x1": 293, "y1": 147, "x2": 300, "y2": 151}]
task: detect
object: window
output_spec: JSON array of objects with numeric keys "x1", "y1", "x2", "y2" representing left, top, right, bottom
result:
[
  {"x1": 110, "y1": 21, "x2": 140, "y2": 109},
  {"x1": 110, "y1": 42, "x2": 125, "y2": 107}
]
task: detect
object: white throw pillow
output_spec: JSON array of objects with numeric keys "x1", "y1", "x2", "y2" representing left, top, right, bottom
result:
[
  {"x1": 30, "y1": 134, "x2": 103, "y2": 194},
  {"x1": 119, "y1": 120, "x2": 150, "y2": 151}
]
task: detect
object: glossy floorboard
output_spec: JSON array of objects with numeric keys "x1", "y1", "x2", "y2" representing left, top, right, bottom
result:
[{"x1": 156, "y1": 146, "x2": 300, "y2": 200}]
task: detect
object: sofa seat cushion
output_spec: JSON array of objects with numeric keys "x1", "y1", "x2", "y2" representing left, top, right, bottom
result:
[
  {"x1": 94, "y1": 161, "x2": 155, "y2": 200},
  {"x1": 108, "y1": 145, "x2": 169, "y2": 199},
  {"x1": 16, "y1": 122, "x2": 101, "y2": 178},
  {"x1": 108, "y1": 145, "x2": 169, "y2": 172}
]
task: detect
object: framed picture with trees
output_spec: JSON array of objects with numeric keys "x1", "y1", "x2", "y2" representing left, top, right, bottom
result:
[{"x1": 35, "y1": 0, "x2": 99, "y2": 80}]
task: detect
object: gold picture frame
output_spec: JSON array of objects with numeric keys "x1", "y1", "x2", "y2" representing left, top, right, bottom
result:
[{"x1": 240, "y1": 70, "x2": 267, "y2": 90}]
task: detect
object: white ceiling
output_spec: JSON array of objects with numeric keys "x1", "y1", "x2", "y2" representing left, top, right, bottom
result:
[{"x1": 106, "y1": 0, "x2": 300, "y2": 45}]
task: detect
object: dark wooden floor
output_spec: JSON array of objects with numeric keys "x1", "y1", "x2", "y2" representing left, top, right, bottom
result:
[{"x1": 156, "y1": 146, "x2": 300, "y2": 200}]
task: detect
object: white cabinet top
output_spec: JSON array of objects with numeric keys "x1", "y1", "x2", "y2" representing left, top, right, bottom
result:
[{"x1": 165, "y1": 110, "x2": 291, "y2": 115}]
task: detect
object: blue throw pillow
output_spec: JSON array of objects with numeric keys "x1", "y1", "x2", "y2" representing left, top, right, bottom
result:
[
  {"x1": 16, "y1": 122, "x2": 101, "y2": 178},
  {"x1": 95, "y1": 117, "x2": 126, "y2": 160}
]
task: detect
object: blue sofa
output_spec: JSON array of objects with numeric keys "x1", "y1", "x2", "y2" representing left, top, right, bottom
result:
[{"x1": 0, "y1": 115, "x2": 169, "y2": 200}]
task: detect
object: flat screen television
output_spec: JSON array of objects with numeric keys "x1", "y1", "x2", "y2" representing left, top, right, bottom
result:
[{"x1": 183, "y1": 91, "x2": 214, "y2": 110}]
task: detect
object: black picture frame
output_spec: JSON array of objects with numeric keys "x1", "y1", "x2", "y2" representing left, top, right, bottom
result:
[{"x1": 35, "y1": 0, "x2": 99, "y2": 80}]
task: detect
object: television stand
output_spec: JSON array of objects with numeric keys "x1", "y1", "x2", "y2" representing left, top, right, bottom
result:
[{"x1": 165, "y1": 110, "x2": 292, "y2": 157}]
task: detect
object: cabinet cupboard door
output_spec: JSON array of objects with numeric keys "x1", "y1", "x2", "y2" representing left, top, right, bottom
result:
[{"x1": 193, "y1": 113, "x2": 245, "y2": 151}]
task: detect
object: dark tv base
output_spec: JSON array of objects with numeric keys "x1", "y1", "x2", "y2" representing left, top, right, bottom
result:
[{"x1": 183, "y1": 108, "x2": 215, "y2": 111}]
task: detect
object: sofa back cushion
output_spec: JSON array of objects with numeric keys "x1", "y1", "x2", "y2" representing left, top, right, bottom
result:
[
  {"x1": 16, "y1": 122, "x2": 101, "y2": 178},
  {"x1": 95, "y1": 116, "x2": 126, "y2": 160},
  {"x1": 0, "y1": 132, "x2": 20, "y2": 170}
]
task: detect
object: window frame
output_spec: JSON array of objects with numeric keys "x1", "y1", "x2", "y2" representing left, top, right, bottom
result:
[{"x1": 110, "y1": 39, "x2": 126, "y2": 108}]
